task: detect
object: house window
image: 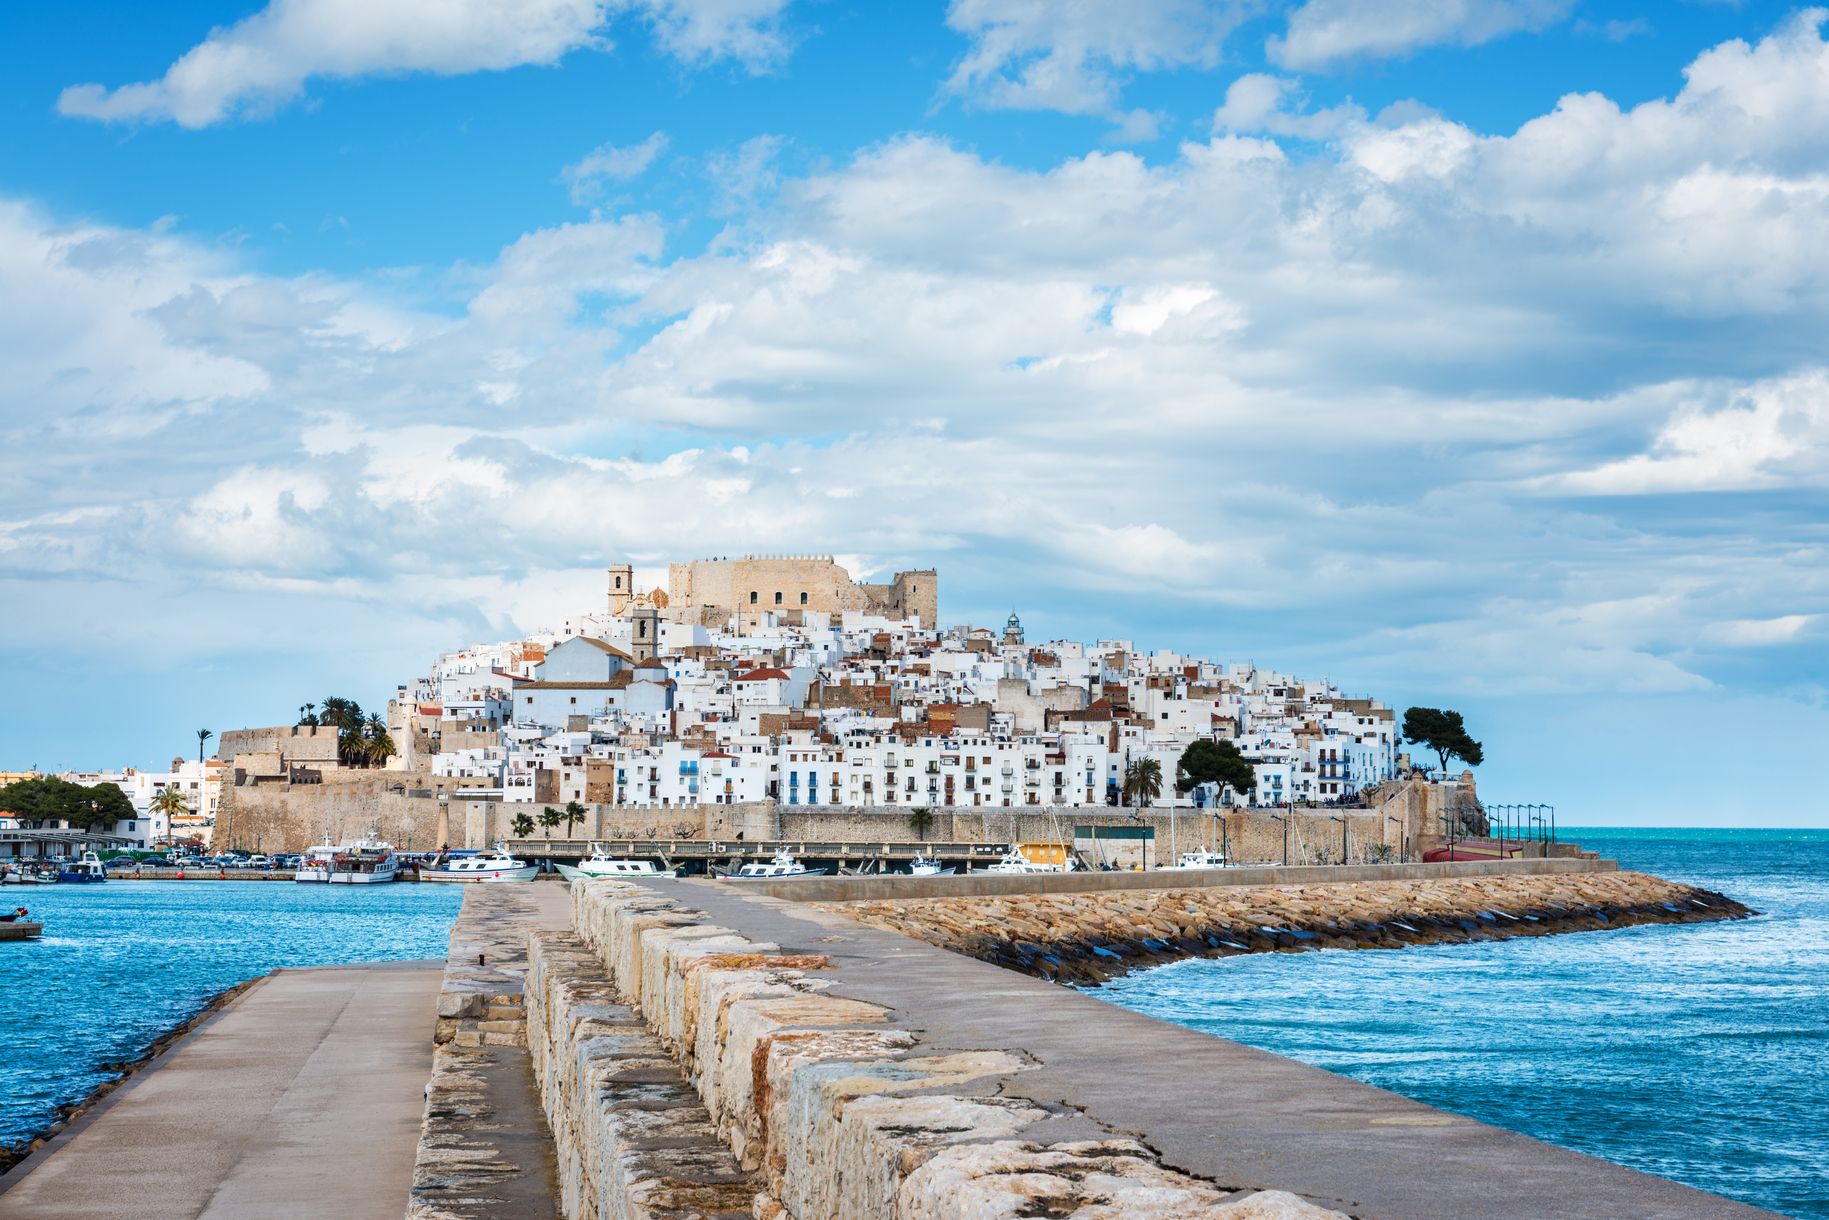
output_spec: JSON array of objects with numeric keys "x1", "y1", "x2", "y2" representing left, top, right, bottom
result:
[
  {"x1": 750, "y1": 591, "x2": 759, "y2": 604},
  {"x1": 799, "y1": 591, "x2": 808, "y2": 605},
  {"x1": 774, "y1": 591, "x2": 784, "y2": 605}
]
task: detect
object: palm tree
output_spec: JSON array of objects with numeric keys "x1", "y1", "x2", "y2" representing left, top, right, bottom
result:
[
  {"x1": 196, "y1": 729, "x2": 213, "y2": 768},
  {"x1": 538, "y1": 806, "x2": 563, "y2": 840},
  {"x1": 150, "y1": 786, "x2": 190, "y2": 821},
  {"x1": 511, "y1": 811, "x2": 535, "y2": 839},
  {"x1": 1122, "y1": 758, "x2": 1163, "y2": 809},
  {"x1": 562, "y1": 800, "x2": 587, "y2": 839},
  {"x1": 907, "y1": 806, "x2": 935, "y2": 841},
  {"x1": 361, "y1": 713, "x2": 396, "y2": 769}
]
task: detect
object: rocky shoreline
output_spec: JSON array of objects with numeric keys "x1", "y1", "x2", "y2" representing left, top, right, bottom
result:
[
  {"x1": 0, "y1": 977, "x2": 258, "y2": 1175},
  {"x1": 822, "y1": 871, "x2": 1753, "y2": 985}
]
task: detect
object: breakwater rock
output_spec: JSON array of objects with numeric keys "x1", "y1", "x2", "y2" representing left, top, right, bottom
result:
[{"x1": 821, "y1": 871, "x2": 1752, "y2": 985}]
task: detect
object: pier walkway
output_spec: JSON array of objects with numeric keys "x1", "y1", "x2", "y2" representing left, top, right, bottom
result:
[{"x1": 0, "y1": 962, "x2": 440, "y2": 1220}]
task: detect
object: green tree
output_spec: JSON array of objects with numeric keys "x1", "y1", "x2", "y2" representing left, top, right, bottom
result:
[
  {"x1": 907, "y1": 805, "x2": 935, "y2": 840},
  {"x1": 562, "y1": 799, "x2": 587, "y2": 839},
  {"x1": 1402, "y1": 707, "x2": 1485, "y2": 773},
  {"x1": 0, "y1": 776, "x2": 137, "y2": 830},
  {"x1": 1176, "y1": 740, "x2": 1257, "y2": 804},
  {"x1": 1121, "y1": 757, "x2": 1163, "y2": 808},
  {"x1": 538, "y1": 805, "x2": 563, "y2": 839},
  {"x1": 511, "y1": 811, "x2": 536, "y2": 839}
]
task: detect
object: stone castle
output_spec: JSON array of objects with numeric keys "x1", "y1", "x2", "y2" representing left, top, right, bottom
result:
[{"x1": 607, "y1": 554, "x2": 937, "y2": 631}]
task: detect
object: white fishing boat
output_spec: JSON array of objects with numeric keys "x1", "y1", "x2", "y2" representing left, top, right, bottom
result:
[
  {"x1": 328, "y1": 832, "x2": 401, "y2": 884},
  {"x1": 419, "y1": 843, "x2": 540, "y2": 883},
  {"x1": 905, "y1": 851, "x2": 955, "y2": 876},
  {"x1": 294, "y1": 838, "x2": 336, "y2": 883},
  {"x1": 982, "y1": 845, "x2": 1076, "y2": 874},
  {"x1": 554, "y1": 844, "x2": 675, "y2": 881},
  {"x1": 1160, "y1": 850, "x2": 1230, "y2": 870},
  {"x1": 723, "y1": 849, "x2": 827, "y2": 880}
]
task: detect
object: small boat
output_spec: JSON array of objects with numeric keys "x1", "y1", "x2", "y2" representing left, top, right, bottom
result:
[
  {"x1": 329, "y1": 832, "x2": 400, "y2": 884},
  {"x1": 0, "y1": 907, "x2": 42, "y2": 941},
  {"x1": 57, "y1": 852, "x2": 108, "y2": 883},
  {"x1": 295, "y1": 838, "x2": 337, "y2": 883},
  {"x1": 905, "y1": 851, "x2": 955, "y2": 876},
  {"x1": 982, "y1": 846, "x2": 1075, "y2": 874},
  {"x1": 554, "y1": 845, "x2": 676, "y2": 881},
  {"x1": 419, "y1": 843, "x2": 540, "y2": 883},
  {"x1": 723, "y1": 849, "x2": 828, "y2": 880},
  {"x1": 1160, "y1": 850, "x2": 1230, "y2": 870}
]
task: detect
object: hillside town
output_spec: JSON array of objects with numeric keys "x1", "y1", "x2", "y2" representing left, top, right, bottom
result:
[
  {"x1": 405, "y1": 555, "x2": 1400, "y2": 814},
  {"x1": 4, "y1": 555, "x2": 1414, "y2": 855}
]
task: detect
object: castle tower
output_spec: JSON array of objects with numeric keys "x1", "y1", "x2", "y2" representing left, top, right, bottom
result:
[
  {"x1": 607, "y1": 563, "x2": 634, "y2": 616},
  {"x1": 1003, "y1": 610, "x2": 1024, "y2": 647},
  {"x1": 629, "y1": 602, "x2": 660, "y2": 664}
]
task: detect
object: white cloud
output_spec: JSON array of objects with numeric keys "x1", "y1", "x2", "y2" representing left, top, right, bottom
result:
[
  {"x1": 1549, "y1": 372, "x2": 1829, "y2": 494},
  {"x1": 57, "y1": 0, "x2": 791, "y2": 127},
  {"x1": 1212, "y1": 72, "x2": 1365, "y2": 138},
  {"x1": 563, "y1": 132, "x2": 670, "y2": 204},
  {"x1": 943, "y1": 0, "x2": 1252, "y2": 132},
  {"x1": 1270, "y1": 0, "x2": 1573, "y2": 71},
  {"x1": 14, "y1": 17, "x2": 1829, "y2": 719}
]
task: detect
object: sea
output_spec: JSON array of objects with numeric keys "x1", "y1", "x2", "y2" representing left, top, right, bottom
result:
[
  {"x1": 0, "y1": 880, "x2": 461, "y2": 1153},
  {"x1": 1097, "y1": 827, "x2": 1829, "y2": 1218}
]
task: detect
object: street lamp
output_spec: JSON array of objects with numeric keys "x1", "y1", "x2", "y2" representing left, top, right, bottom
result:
[
  {"x1": 1386, "y1": 815, "x2": 1404, "y2": 863},
  {"x1": 1329, "y1": 814, "x2": 1347, "y2": 865},
  {"x1": 1269, "y1": 812, "x2": 1289, "y2": 867}
]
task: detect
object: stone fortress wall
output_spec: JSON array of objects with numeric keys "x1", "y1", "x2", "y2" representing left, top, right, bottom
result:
[{"x1": 659, "y1": 554, "x2": 938, "y2": 629}]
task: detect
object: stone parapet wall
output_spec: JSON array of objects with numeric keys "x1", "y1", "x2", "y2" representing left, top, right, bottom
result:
[
  {"x1": 557, "y1": 878, "x2": 1345, "y2": 1219},
  {"x1": 524, "y1": 931, "x2": 757, "y2": 1219}
]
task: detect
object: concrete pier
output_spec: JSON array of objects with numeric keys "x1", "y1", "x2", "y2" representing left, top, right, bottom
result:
[
  {"x1": 0, "y1": 963, "x2": 440, "y2": 1220},
  {"x1": 557, "y1": 876, "x2": 1779, "y2": 1218}
]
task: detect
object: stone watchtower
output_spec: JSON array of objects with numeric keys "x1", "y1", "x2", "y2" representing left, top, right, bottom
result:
[
  {"x1": 607, "y1": 564, "x2": 635, "y2": 616},
  {"x1": 629, "y1": 603, "x2": 661, "y2": 663}
]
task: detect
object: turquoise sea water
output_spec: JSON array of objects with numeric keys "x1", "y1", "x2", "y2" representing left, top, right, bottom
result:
[
  {"x1": 0, "y1": 881, "x2": 461, "y2": 1151},
  {"x1": 1097, "y1": 828, "x2": 1829, "y2": 1218}
]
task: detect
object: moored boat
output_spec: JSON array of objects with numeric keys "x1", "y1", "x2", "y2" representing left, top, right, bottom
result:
[
  {"x1": 722, "y1": 849, "x2": 827, "y2": 880},
  {"x1": 982, "y1": 845, "x2": 1076, "y2": 874},
  {"x1": 0, "y1": 906, "x2": 42, "y2": 941},
  {"x1": 56, "y1": 852, "x2": 107, "y2": 883},
  {"x1": 554, "y1": 844, "x2": 676, "y2": 881},
  {"x1": 294, "y1": 838, "x2": 336, "y2": 883},
  {"x1": 905, "y1": 850, "x2": 955, "y2": 876},
  {"x1": 329, "y1": 832, "x2": 401, "y2": 884},
  {"x1": 419, "y1": 843, "x2": 540, "y2": 883},
  {"x1": 1160, "y1": 850, "x2": 1230, "y2": 870}
]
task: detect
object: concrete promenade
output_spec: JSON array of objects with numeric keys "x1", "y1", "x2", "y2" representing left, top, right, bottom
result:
[{"x1": 0, "y1": 962, "x2": 440, "y2": 1220}]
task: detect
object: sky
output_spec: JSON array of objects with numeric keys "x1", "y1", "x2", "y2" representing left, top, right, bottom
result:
[{"x1": 3, "y1": 0, "x2": 1826, "y2": 826}]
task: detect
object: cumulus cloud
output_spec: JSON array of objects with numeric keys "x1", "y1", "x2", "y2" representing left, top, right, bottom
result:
[
  {"x1": 943, "y1": 0, "x2": 1252, "y2": 134},
  {"x1": 13, "y1": 15, "x2": 1829, "y2": 719},
  {"x1": 563, "y1": 132, "x2": 669, "y2": 203},
  {"x1": 57, "y1": 0, "x2": 791, "y2": 127},
  {"x1": 1269, "y1": 0, "x2": 1574, "y2": 70}
]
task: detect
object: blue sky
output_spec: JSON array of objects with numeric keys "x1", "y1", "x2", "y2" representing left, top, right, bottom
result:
[{"x1": 3, "y1": 0, "x2": 1827, "y2": 826}]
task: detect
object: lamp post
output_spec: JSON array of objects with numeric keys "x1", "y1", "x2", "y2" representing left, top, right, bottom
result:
[
  {"x1": 1386, "y1": 815, "x2": 1403, "y2": 863},
  {"x1": 1329, "y1": 814, "x2": 1347, "y2": 865},
  {"x1": 1269, "y1": 812, "x2": 1289, "y2": 867}
]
